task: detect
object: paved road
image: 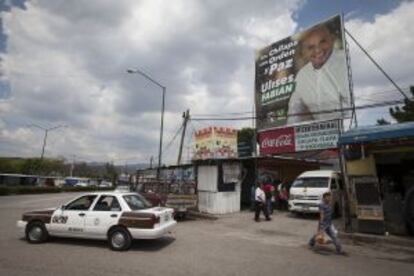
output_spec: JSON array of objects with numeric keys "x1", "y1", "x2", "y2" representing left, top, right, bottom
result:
[{"x1": 0, "y1": 193, "x2": 413, "y2": 276}]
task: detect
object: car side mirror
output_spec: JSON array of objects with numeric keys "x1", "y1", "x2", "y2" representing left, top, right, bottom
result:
[{"x1": 60, "y1": 205, "x2": 66, "y2": 210}]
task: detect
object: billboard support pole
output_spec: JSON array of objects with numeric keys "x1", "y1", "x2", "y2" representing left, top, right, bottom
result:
[
  {"x1": 338, "y1": 118, "x2": 352, "y2": 232},
  {"x1": 345, "y1": 29, "x2": 409, "y2": 101},
  {"x1": 342, "y1": 14, "x2": 357, "y2": 129}
]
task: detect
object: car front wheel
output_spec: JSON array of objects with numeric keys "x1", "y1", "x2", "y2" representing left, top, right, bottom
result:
[
  {"x1": 25, "y1": 221, "x2": 48, "y2": 243},
  {"x1": 108, "y1": 227, "x2": 132, "y2": 251}
]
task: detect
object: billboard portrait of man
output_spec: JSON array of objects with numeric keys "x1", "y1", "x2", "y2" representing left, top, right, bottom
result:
[
  {"x1": 287, "y1": 18, "x2": 350, "y2": 124},
  {"x1": 255, "y1": 15, "x2": 351, "y2": 130}
]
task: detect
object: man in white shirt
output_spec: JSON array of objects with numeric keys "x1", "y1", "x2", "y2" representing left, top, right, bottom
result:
[
  {"x1": 254, "y1": 182, "x2": 270, "y2": 222},
  {"x1": 287, "y1": 25, "x2": 350, "y2": 124}
]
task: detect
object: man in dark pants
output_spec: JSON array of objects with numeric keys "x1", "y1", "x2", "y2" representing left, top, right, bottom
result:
[
  {"x1": 254, "y1": 182, "x2": 271, "y2": 222},
  {"x1": 263, "y1": 181, "x2": 274, "y2": 214},
  {"x1": 309, "y1": 192, "x2": 343, "y2": 254}
]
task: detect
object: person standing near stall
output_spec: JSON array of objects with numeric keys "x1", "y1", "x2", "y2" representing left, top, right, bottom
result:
[{"x1": 254, "y1": 182, "x2": 271, "y2": 222}]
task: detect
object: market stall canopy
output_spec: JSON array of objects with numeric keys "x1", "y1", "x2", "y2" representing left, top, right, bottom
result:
[{"x1": 338, "y1": 122, "x2": 414, "y2": 146}]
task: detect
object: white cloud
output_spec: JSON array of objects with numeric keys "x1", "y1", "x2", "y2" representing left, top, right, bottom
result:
[
  {"x1": 0, "y1": 0, "x2": 301, "y2": 164},
  {"x1": 346, "y1": 1, "x2": 414, "y2": 125},
  {"x1": 5, "y1": 0, "x2": 412, "y2": 163}
]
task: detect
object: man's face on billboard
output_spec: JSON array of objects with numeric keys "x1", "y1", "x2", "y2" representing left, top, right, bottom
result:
[{"x1": 302, "y1": 27, "x2": 335, "y2": 69}]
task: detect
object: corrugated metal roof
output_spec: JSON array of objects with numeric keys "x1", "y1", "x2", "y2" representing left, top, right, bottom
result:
[{"x1": 338, "y1": 122, "x2": 414, "y2": 145}]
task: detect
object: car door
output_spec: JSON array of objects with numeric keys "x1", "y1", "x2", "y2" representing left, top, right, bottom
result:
[
  {"x1": 84, "y1": 195, "x2": 123, "y2": 238},
  {"x1": 50, "y1": 195, "x2": 97, "y2": 237}
]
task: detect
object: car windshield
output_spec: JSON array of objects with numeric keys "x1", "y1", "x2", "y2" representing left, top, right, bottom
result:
[
  {"x1": 292, "y1": 177, "x2": 329, "y2": 188},
  {"x1": 123, "y1": 194, "x2": 152, "y2": 210}
]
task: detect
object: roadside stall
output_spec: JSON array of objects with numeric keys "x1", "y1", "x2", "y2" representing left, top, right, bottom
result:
[
  {"x1": 338, "y1": 122, "x2": 414, "y2": 235},
  {"x1": 194, "y1": 158, "x2": 241, "y2": 215},
  {"x1": 192, "y1": 126, "x2": 241, "y2": 214}
]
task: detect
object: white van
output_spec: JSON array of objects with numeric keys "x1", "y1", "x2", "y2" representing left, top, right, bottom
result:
[{"x1": 288, "y1": 170, "x2": 342, "y2": 216}]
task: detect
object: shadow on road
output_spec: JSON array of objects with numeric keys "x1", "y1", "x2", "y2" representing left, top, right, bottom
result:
[
  {"x1": 19, "y1": 236, "x2": 176, "y2": 252},
  {"x1": 175, "y1": 216, "x2": 197, "y2": 223},
  {"x1": 286, "y1": 212, "x2": 319, "y2": 220},
  {"x1": 130, "y1": 237, "x2": 175, "y2": 251},
  {"x1": 311, "y1": 246, "x2": 348, "y2": 257}
]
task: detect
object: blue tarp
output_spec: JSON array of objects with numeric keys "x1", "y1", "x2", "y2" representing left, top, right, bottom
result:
[{"x1": 338, "y1": 122, "x2": 414, "y2": 145}]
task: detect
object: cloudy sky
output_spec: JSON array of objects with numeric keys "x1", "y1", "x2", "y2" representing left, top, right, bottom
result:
[{"x1": 0, "y1": 0, "x2": 413, "y2": 165}]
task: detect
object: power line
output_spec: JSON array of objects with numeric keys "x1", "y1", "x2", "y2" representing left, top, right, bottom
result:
[
  {"x1": 191, "y1": 98, "x2": 411, "y2": 122},
  {"x1": 354, "y1": 86, "x2": 410, "y2": 100},
  {"x1": 162, "y1": 124, "x2": 184, "y2": 155},
  {"x1": 189, "y1": 87, "x2": 410, "y2": 119},
  {"x1": 192, "y1": 111, "x2": 254, "y2": 117}
]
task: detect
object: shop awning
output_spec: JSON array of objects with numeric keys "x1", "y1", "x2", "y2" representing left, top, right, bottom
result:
[{"x1": 338, "y1": 122, "x2": 414, "y2": 146}]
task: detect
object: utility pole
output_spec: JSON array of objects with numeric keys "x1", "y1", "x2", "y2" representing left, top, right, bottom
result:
[
  {"x1": 177, "y1": 109, "x2": 190, "y2": 165},
  {"x1": 150, "y1": 156, "x2": 153, "y2": 169},
  {"x1": 70, "y1": 155, "x2": 76, "y2": 177},
  {"x1": 29, "y1": 124, "x2": 66, "y2": 159}
]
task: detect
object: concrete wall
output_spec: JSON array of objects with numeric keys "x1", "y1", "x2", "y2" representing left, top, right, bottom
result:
[
  {"x1": 198, "y1": 165, "x2": 218, "y2": 192},
  {"x1": 198, "y1": 189, "x2": 241, "y2": 214}
]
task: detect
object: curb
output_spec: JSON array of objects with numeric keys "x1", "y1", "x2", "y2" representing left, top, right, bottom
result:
[{"x1": 339, "y1": 231, "x2": 414, "y2": 248}]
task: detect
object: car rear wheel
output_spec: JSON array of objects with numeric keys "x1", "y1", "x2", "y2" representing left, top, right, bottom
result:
[
  {"x1": 108, "y1": 227, "x2": 132, "y2": 251},
  {"x1": 25, "y1": 221, "x2": 48, "y2": 243}
]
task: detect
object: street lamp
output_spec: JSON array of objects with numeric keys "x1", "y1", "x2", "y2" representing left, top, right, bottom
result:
[
  {"x1": 29, "y1": 124, "x2": 67, "y2": 159},
  {"x1": 127, "y1": 68, "x2": 166, "y2": 178}
]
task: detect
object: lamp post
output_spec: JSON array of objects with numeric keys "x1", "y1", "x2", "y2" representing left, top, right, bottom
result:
[
  {"x1": 29, "y1": 124, "x2": 66, "y2": 159},
  {"x1": 127, "y1": 68, "x2": 165, "y2": 178}
]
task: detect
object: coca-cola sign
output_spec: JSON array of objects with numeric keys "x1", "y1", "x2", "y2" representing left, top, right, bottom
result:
[
  {"x1": 258, "y1": 119, "x2": 340, "y2": 155},
  {"x1": 259, "y1": 127, "x2": 295, "y2": 155},
  {"x1": 261, "y1": 135, "x2": 293, "y2": 148}
]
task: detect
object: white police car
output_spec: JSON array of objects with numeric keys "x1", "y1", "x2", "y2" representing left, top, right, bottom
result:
[{"x1": 17, "y1": 191, "x2": 177, "y2": 251}]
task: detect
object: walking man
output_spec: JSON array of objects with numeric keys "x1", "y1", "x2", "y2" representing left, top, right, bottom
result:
[
  {"x1": 309, "y1": 192, "x2": 343, "y2": 254},
  {"x1": 254, "y1": 182, "x2": 271, "y2": 222},
  {"x1": 263, "y1": 181, "x2": 274, "y2": 214}
]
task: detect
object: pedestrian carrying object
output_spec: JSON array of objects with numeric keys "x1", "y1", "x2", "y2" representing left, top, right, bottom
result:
[{"x1": 316, "y1": 233, "x2": 328, "y2": 244}]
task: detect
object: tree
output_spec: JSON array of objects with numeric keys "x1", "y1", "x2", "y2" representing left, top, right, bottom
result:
[
  {"x1": 20, "y1": 158, "x2": 67, "y2": 175},
  {"x1": 104, "y1": 162, "x2": 118, "y2": 185},
  {"x1": 237, "y1": 128, "x2": 255, "y2": 157},
  {"x1": 0, "y1": 158, "x2": 25, "y2": 173},
  {"x1": 389, "y1": 86, "x2": 414, "y2": 123},
  {"x1": 238, "y1": 128, "x2": 255, "y2": 144}
]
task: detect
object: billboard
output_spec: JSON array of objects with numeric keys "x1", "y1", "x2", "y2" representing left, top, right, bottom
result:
[
  {"x1": 193, "y1": 127, "x2": 238, "y2": 160},
  {"x1": 255, "y1": 15, "x2": 351, "y2": 130},
  {"x1": 259, "y1": 119, "x2": 340, "y2": 155}
]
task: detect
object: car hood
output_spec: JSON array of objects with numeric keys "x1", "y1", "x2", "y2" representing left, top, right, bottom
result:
[
  {"x1": 23, "y1": 208, "x2": 56, "y2": 215},
  {"x1": 21, "y1": 208, "x2": 56, "y2": 223},
  {"x1": 290, "y1": 187, "x2": 329, "y2": 197}
]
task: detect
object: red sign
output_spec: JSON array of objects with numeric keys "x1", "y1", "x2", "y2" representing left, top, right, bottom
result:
[
  {"x1": 258, "y1": 119, "x2": 340, "y2": 155},
  {"x1": 259, "y1": 127, "x2": 295, "y2": 155}
]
